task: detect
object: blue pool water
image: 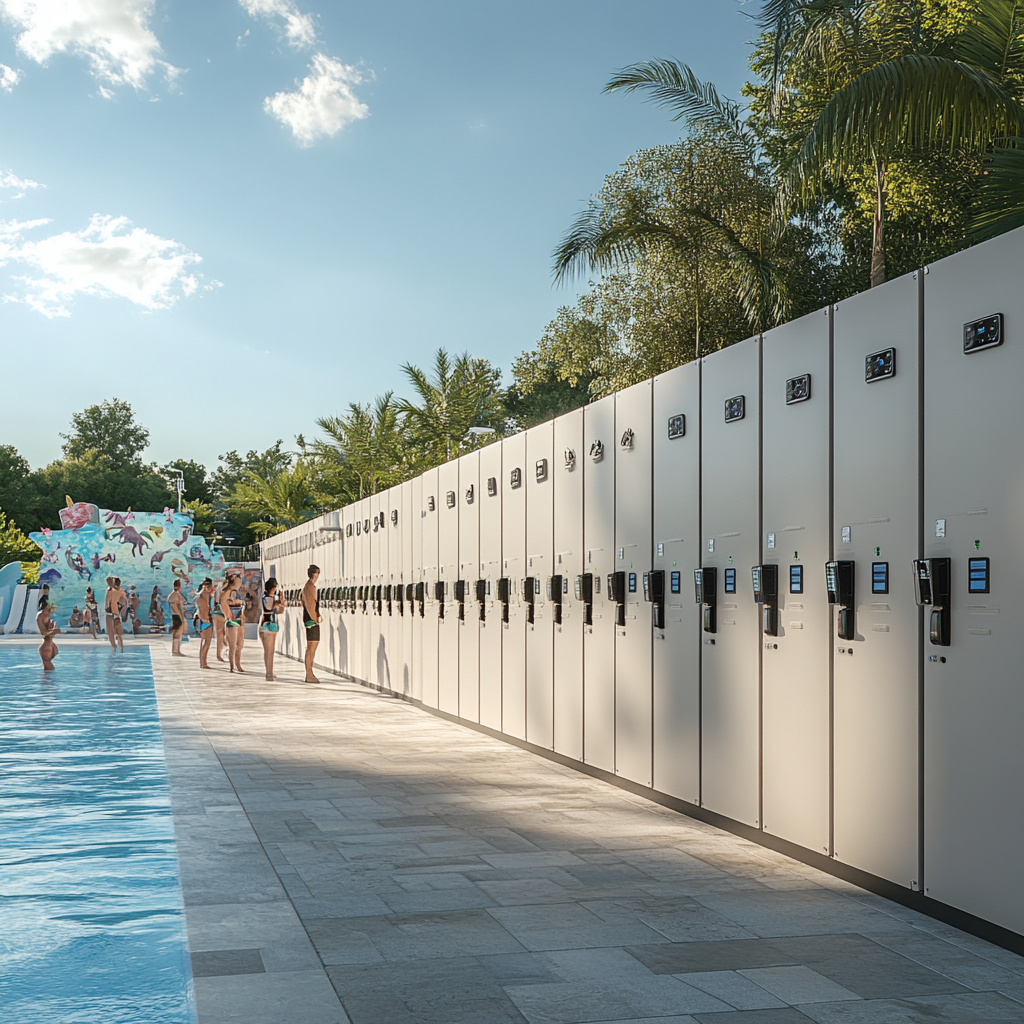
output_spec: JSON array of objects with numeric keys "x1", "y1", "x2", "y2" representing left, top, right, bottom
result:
[{"x1": 0, "y1": 645, "x2": 196, "y2": 1023}]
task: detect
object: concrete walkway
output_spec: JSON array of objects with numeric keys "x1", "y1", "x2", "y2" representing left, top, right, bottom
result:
[{"x1": 148, "y1": 640, "x2": 1024, "y2": 1024}]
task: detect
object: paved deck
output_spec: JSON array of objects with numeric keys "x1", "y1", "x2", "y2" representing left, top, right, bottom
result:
[{"x1": 146, "y1": 640, "x2": 1021, "y2": 1021}]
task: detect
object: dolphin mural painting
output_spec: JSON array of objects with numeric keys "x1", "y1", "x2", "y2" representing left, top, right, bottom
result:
[{"x1": 28, "y1": 500, "x2": 228, "y2": 629}]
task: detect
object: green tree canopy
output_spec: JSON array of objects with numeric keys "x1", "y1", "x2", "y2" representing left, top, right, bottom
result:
[
  {"x1": 0, "y1": 510, "x2": 39, "y2": 566},
  {"x1": 60, "y1": 398, "x2": 150, "y2": 469}
]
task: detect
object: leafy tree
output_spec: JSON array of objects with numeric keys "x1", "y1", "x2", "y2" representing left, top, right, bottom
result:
[
  {"x1": 314, "y1": 393, "x2": 407, "y2": 501},
  {"x1": 60, "y1": 398, "x2": 150, "y2": 469},
  {"x1": 396, "y1": 349, "x2": 506, "y2": 465},
  {"x1": 0, "y1": 510, "x2": 39, "y2": 566},
  {"x1": 183, "y1": 499, "x2": 216, "y2": 538},
  {"x1": 750, "y1": 0, "x2": 1024, "y2": 286},
  {"x1": 226, "y1": 460, "x2": 328, "y2": 538},
  {"x1": 209, "y1": 441, "x2": 294, "y2": 546},
  {"x1": 30, "y1": 452, "x2": 174, "y2": 527},
  {"x1": 0, "y1": 445, "x2": 42, "y2": 533}
]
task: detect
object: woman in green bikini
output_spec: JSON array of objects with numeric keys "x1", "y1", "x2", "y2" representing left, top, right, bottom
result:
[
  {"x1": 259, "y1": 577, "x2": 284, "y2": 680},
  {"x1": 219, "y1": 573, "x2": 244, "y2": 673}
]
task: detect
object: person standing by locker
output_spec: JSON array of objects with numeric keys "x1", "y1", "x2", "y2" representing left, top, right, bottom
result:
[{"x1": 302, "y1": 564, "x2": 321, "y2": 684}]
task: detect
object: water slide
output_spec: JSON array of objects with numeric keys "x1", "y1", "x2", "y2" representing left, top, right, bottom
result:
[
  {"x1": 0, "y1": 563, "x2": 32, "y2": 634},
  {"x1": 19, "y1": 588, "x2": 42, "y2": 634}
]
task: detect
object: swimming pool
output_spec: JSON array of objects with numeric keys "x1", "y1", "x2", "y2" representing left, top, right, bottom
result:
[{"x1": 0, "y1": 645, "x2": 196, "y2": 1024}]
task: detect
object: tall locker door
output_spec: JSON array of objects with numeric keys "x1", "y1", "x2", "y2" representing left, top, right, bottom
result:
[
  {"x1": 371, "y1": 492, "x2": 386, "y2": 687},
  {"x1": 352, "y1": 500, "x2": 366, "y2": 682},
  {"x1": 502, "y1": 432, "x2": 528, "y2": 739},
  {"x1": 553, "y1": 408, "x2": 584, "y2": 761},
  {"x1": 411, "y1": 476, "x2": 424, "y2": 702},
  {"x1": 583, "y1": 395, "x2": 616, "y2": 772},
  {"x1": 438, "y1": 460, "x2": 460, "y2": 714},
  {"x1": 923, "y1": 227, "x2": 1024, "y2": 934},
  {"x1": 479, "y1": 442, "x2": 503, "y2": 730},
  {"x1": 701, "y1": 337, "x2": 761, "y2": 828},
  {"x1": 833, "y1": 273, "x2": 919, "y2": 888},
  {"x1": 761, "y1": 310, "x2": 831, "y2": 854},
  {"x1": 615, "y1": 380, "x2": 654, "y2": 787},
  {"x1": 400, "y1": 480, "x2": 414, "y2": 697},
  {"x1": 386, "y1": 487, "x2": 402, "y2": 693},
  {"x1": 339, "y1": 508, "x2": 351, "y2": 677},
  {"x1": 458, "y1": 452, "x2": 481, "y2": 722},
  {"x1": 420, "y1": 469, "x2": 440, "y2": 708},
  {"x1": 652, "y1": 362, "x2": 701, "y2": 803},
  {"x1": 526, "y1": 421, "x2": 555, "y2": 749}
]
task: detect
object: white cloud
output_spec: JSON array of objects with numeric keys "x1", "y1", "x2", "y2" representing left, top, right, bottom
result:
[
  {"x1": 0, "y1": 170, "x2": 43, "y2": 192},
  {"x1": 238, "y1": 0, "x2": 316, "y2": 49},
  {"x1": 0, "y1": 214, "x2": 206, "y2": 317},
  {"x1": 0, "y1": 62, "x2": 20, "y2": 90},
  {"x1": 264, "y1": 53, "x2": 367, "y2": 145},
  {"x1": 0, "y1": 0, "x2": 179, "y2": 90}
]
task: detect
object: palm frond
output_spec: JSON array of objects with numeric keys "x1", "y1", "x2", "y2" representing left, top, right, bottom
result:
[
  {"x1": 972, "y1": 136, "x2": 1024, "y2": 238},
  {"x1": 604, "y1": 59, "x2": 754, "y2": 157},
  {"x1": 786, "y1": 54, "x2": 1024, "y2": 199}
]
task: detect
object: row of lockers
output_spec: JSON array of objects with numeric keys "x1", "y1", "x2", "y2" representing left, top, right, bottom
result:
[{"x1": 264, "y1": 227, "x2": 1023, "y2": 942}]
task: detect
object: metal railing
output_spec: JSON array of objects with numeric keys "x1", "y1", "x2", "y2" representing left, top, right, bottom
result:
[{"x1": 210, "y1": 544, "x2": 262, "y2": 564}]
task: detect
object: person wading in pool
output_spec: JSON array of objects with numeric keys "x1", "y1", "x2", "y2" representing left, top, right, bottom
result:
[
  {"x1": 37, "y1": 594, "x2": 59, "y2": 671},
  {"x1": 105, "y1": 577, "x2": 127, "y2": 652},
  {"x1": 194, "y1": 579, "x2": 214, "y2": 669},
  {"x1": 302, "y1": 564, "x2": 321, "y2": 684},
  {"x1": 169, "y1": 580, "x2": 187, "y2": 657},
  {"x1": 260, "y1": 577, "x2": 284, "y2": 680}
]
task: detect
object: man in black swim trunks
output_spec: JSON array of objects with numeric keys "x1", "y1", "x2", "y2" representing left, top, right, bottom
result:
[
  {"x1": 169, "y1": 579, "x2": 187, "y2": 657},
  {"x1": 302, "y1": 564, "x2": 321, "y2": 684}
]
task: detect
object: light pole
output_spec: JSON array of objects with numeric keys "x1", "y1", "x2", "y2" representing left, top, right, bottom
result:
[{"x1": 168, "y1": 469, "x2": 186, "y2": 513}]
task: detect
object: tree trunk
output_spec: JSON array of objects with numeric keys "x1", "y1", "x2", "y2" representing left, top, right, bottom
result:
[{"x1": 870, "y1": 160, "x2": 887, "y2": 288}]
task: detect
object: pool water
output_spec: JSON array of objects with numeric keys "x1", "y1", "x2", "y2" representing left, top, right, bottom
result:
[{"x1": 0, "y1": 646, "x2": 197, "y2": 1023}]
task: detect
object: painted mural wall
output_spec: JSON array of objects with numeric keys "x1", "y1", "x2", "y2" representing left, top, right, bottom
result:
[{"x1": 28, "y1": 500, "x2": 227, "y2": 628}]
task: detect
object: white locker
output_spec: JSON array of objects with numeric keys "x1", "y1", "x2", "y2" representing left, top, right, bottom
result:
[
  {"x1": 833, "y1": 272, "x2": 920, "y2": 888},
  {"x1": 353, "y1": 497, "x2": 369, "y2": 683},
  {"x1": 761, "y1": 309, "x2": 831, "y2": 854},
  {"x1": 479, "y1": 441, "x2": 503, "y2": 730},
  {"x1": 400, "y1": 479, "x2": 415, "y2": 697},
  {"x1": 583, "y1": 395, "x2": 616, "y2": 771},
  {"x1": 501, "y1": 431, "x2": 528, "y2": 739},
  {"x1": 701, "y1": 337, "x2": 761, "y2": 828},
  {"x1": 411, "y1": 475, "x2": 424, "y2": 703},
  {"x1": 922, "y1": 226, "x2": 1024, "y2": 934},
  {"x1": 614, "y1": 380, "x2": 653, "y2": 787},
  {"x1": 458, "y1": 452, "x2": 481, "y2": 722},
  {"x1": 553, "y1": 408, "x2": 584, "y2": 761},
  {"x1": 386, "y1": 486, "x2": 402, "y2": 692},
  {"x1": 652, "y1": 361, "x2": 701, "y2": 804},
  {"x1": 420, "y1": 469, "x2": 440, "y2": 708},
  {"x1": 438, "y1": 459, "x2": 460, "y2": 714},
  {"x1": 526, "y1": 420, "x2": 555, "y2": 749},
  {"x1": 370, "y1": 489, "x2": 385, "y2": 684}
]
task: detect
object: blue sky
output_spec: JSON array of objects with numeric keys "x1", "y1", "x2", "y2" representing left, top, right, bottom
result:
[{"x1": 0, "y1": 0, "x2": 756, "y2": 473}]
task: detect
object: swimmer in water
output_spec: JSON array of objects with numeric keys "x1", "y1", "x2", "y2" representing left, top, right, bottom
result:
[{"x1": 37, "y1": 595, "x2": 59, "y2": 670}]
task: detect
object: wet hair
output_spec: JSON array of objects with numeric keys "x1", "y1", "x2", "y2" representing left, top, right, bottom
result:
[
  {"x1": 37, "y1": 594, "x2": 49, "y2": 610},
  {"x1": 173, "y1": 579, "x2": 181, "y2": 589},
  {"x1": 308, "y1": 564, "x2": 320, "y2": 578},
  {"x1": 265, "y1": 577, "x2": 278, "y2": 594}
]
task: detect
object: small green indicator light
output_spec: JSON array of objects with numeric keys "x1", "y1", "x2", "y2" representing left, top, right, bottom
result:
[
  {"x1": 975, "y1": 539, "x2": 981, "y2": 550},
  {"x1": 875, "y1": 546, "x2": 881, "y2": 557}
]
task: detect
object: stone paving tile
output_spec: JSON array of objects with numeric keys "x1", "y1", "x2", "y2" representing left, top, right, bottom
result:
[
  {"x1": 737, "y1": 966, "x2": 860, "y2": 1005},
  {"x1": 675, "y1": 971, "x2": 788, "y2": 1010},
  {"x1": 142, "y1": 641, "x2": 1024, "y2": 1024},
  {"x1": 798, "y1": 989, "x2": 1024, "y2": 1023}
]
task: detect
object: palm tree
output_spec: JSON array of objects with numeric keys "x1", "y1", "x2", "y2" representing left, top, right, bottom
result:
[
  {"x1": 555, "y1": 64, "x2": 790, "y2": 349},
  {"x1": 315, "y1": 393, "x2": 406, "y2": 500},
  {"x1": 227, "y1": 461, "x2": 325, "y2": 539},
  {"x1": 761, "y1": 0, "x2": 1024, "y2": 284},
  {"x1": 396, "y1": 349, "x2": 505, "y2": 466}
]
